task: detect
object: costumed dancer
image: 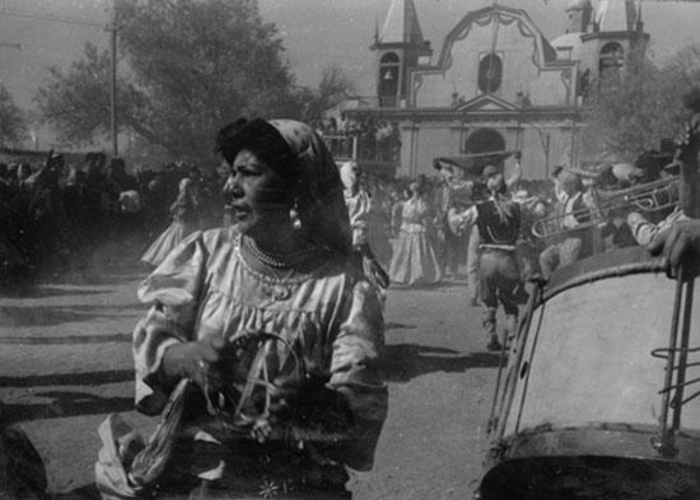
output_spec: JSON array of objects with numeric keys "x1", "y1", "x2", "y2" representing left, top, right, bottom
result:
[
  {"x1": 450, "y1": 165, "x2": 524, "y2": 351},
  {"x1": 389, "y1": 180, "x2": 443, "y2": 287},
  {"x1": 141, "y1": 177, "x2": 200, "y2": 267},
  {"x1": 340, "y1": 161, "x2": 390, "y2": 292}
]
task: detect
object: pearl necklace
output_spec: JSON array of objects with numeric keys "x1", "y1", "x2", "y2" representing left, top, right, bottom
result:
[{"x1": 246, "y1": 237, "x2": 321, "y2": 269}]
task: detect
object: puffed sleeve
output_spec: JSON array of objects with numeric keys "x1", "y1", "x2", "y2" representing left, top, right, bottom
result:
[
  {"x1": 132, "y1": 231, "x2": 209, "y2": 415},
  {"x1": 328, "y1": 280, "x2": 388, "y2": 471},
  {"x1": 349, "y1": 191, "x2": 372, "y2": 246}
]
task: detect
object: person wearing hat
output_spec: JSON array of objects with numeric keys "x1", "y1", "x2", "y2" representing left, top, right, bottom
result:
[
  {"x1": 539, "y1": 167, "x2": 601, "y2": 279},
  {"x1": 462, "y1": 163, "x2": 521, "y2": 307},
  {"x1": 449, "y1": 164, "x2": 524, "y2": 351}
]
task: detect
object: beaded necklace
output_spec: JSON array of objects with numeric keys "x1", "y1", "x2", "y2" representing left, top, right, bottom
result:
[{"x1": 246, "y1": 237, "x2": 320, "y2": 269}]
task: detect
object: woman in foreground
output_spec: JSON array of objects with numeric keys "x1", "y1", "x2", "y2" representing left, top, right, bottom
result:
[{"x1": 98, "y1": 119, "x2": 388, "y2": 500}]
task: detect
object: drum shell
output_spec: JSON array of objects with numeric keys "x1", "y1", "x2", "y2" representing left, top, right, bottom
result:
[{"x1": 500, "y1": 247, "x2": 700, "y2": 464}]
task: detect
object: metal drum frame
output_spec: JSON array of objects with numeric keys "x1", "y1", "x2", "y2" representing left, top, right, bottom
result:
[{"x1": 480, "y1": 246, "x2": 700, "y2": 500}]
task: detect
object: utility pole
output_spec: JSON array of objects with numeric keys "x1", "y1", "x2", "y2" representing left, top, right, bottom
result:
[
  {"x1": 107, "y1": 3, "x2": 119, "y2": 157},
  {"x1": 0, "y1": 6, "x2": 115, "y2": 153}
]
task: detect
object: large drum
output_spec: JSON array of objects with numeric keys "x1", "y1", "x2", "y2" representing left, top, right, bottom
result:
[{"x1": 480, "y1": 246, "x2": 700, "y2": 500}]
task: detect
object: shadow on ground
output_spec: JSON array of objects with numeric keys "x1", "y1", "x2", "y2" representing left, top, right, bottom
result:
[
  {"x1": 0, "y1": 369, "x2": 134, "y2": 388},
  {"x1": 0, "y1": 304, "x2": 142, "y2": 328},
  {"x1": 382, "y1": 343, "x2": 502, "y2": 383},
  {"x1": 2, "y1": 390, "x2": 134, "y2": 425},
  {"x1": 13, "y1": 286, "x2": 114, "y2": 299}
]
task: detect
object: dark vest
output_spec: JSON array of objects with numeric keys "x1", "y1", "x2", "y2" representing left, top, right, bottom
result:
[{"x1": 476, "y1": 199, "x2": 521, "y2": 246}]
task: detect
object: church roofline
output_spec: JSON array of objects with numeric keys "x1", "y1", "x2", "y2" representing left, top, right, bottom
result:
[
  {"x1": 580, "y1": 31, "x2": 649, "y2": 42},
  {"x1": 456, "y1": 93, "x2": 520, "y2": 112},
  {"x1": 341, "y1": 106, "x2": 579, "y2": 123},
  {"x1": 370, "y1": 40, "x2": 432, "y2": 51},
  {"x1": 408, "y1": 3, "x2": 575, "y2": 83}
]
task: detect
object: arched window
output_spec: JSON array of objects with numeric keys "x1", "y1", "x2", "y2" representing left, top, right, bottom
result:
[
  {"x1": 599, "y1": 42, "x2": 624, "y2": 84},
  {"x1": 478, "y1": 53, "x2": 503, "y2": 94},
  {"x1": 379, "y1": 52, "x2": 400, "y2": 107}
]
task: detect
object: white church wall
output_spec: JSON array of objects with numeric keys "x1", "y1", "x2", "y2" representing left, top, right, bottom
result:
[{"x1": 413, "y1": 10, "x2": 572, "y2": 109}]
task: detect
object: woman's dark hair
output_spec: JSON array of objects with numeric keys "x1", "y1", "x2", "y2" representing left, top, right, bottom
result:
[
  {"x1": 216, "y1": 118, "x2": 301, "y2": 182},
  {"x1": 214, "y1": 118, "x2": 248, "y2": 153}
]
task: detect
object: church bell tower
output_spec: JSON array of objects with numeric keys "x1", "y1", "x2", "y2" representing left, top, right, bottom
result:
[
  {"x1": 371, "y1": 0, "x2": 432, "y2": 108},
  {"x1": 580, "y1": 0, "x2": 649, "y2": 82}
]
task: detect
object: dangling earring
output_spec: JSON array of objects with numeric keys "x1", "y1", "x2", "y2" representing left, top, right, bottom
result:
[{"x1": 290, "y1": 200, "x2": 301, "y2": 230}]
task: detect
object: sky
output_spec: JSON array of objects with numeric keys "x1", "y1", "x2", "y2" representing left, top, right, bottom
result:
[{"x1": 2, "y1": 0, "x2": 700, "y2": 149}]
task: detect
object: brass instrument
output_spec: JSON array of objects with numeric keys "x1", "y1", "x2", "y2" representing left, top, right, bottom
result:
[{"x1": 531, "y1": 175, "x2": 679, "y2": 240}]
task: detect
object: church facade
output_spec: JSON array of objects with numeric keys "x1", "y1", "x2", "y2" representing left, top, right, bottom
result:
[{"x1": 344, "y1": 0, "x2": 649, "y2": 179}]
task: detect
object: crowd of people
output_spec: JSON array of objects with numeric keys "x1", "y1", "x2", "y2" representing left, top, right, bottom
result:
[
  {"x1": 0, "y1": 151, "x2": 227, "y2": 288},
  {"x1": 0, "y1": 138, "x2": 681, "y2": 348},
  {"x1": 316, "y1": 114, "x2": 401, "y2": 164},
  {"x1": 331, "y1": 146, "x2": 680, "y2": 350},
  {"x1": 0, "y1": 113, "x2": 693, "y2": 500}
]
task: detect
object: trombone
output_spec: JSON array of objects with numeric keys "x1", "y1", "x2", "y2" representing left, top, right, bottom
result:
[{"x1": 531, "y1": 176, "x2": 679, "y2": 240}]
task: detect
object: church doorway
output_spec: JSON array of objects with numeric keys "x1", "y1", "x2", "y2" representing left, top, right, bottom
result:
[
  {"x1": 464, "y1": 128, "x2": 505, "y2": 155},
  {"x1": 463, "y1": 128, "x2": 508, "y2": 173}
]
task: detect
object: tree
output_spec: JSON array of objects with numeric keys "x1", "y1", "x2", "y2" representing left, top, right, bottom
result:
[
  {"x1": 0, "y1": 84, "x2": 27, "y2": 147},
  {"x1": 35, "y1": 42, "x2": 140, "y2": 147},
  {"x1": 35, "y1": 0, "x2": 347, "y2": 164},
  {"x1": 580, "y1": 45, "x2": 681, "y2": 162},
  {"x1": 294, "y1": 65, "x2": 356, "y2": 126}
]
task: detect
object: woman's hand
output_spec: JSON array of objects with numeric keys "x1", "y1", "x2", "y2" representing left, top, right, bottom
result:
[{"x1": 162, "y1": 336, "x2": 227, "y2": 389}]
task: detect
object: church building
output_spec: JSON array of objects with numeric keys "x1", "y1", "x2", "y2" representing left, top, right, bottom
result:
[{"x1": 344, "y1": 0, "x2": 649, "y2": 179}]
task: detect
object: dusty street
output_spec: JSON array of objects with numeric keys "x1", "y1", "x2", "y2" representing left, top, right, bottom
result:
[{"x1": 0, "y1": 272, "x2": 501, "y2": 500}]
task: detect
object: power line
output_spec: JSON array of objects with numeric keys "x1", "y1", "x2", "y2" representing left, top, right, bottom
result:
[
  {"x1": 0, "y1": 4, "x2": 119, "y2": 156},
  {"x1": 0, "y1": 41, "x2": 20, "y2": 51},
  {"x1": 0, "y1": 7, "x2": 106, "y2": 29}
]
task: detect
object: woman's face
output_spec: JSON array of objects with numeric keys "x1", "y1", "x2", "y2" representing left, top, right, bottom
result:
[{"x1": 228, "y1": 149, "x2": 292, "y2": 237}]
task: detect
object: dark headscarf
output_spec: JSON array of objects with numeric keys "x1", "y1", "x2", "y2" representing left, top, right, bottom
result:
[{"x1": 217, "y1": 118, "x2": 352, "y2": 257}]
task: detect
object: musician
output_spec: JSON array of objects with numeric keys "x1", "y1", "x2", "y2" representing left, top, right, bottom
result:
[
  {"x1": 646, "y1": 99, "x2": 700, "y2": 278},
  {"x1": 449, "y1": 165, "x2": 523, "y2": 351},
  {"x1": 630, "y1": 159, "x2": 694, "y2": 278},
  {"x1": 433, "y1": 161, "x2": 471, "y2": 278},
  {"x1": 538, "y1": 167, "x2": 600, "y2": 279},
  {"x1": 512, "y1": 187, "x2": 547, "y2": 281},
  {"x1": 628, "y1": 201, "x2": 684, "y2": 251}
]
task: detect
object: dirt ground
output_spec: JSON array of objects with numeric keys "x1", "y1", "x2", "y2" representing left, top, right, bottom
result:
[{"x1": 0, "y1": 247, "x2": 499, "y2": 500}]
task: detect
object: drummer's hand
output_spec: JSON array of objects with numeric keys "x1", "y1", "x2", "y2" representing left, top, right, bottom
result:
[
  {"x1": 673, "y1": 113, "x2": 700, "y2": 164},
  {"x1": 162, "y1": 336, "x2": 227, "y2": 389},
  {"x1": 648, "y1": 219, "x2": 700, "y2": 279}
]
